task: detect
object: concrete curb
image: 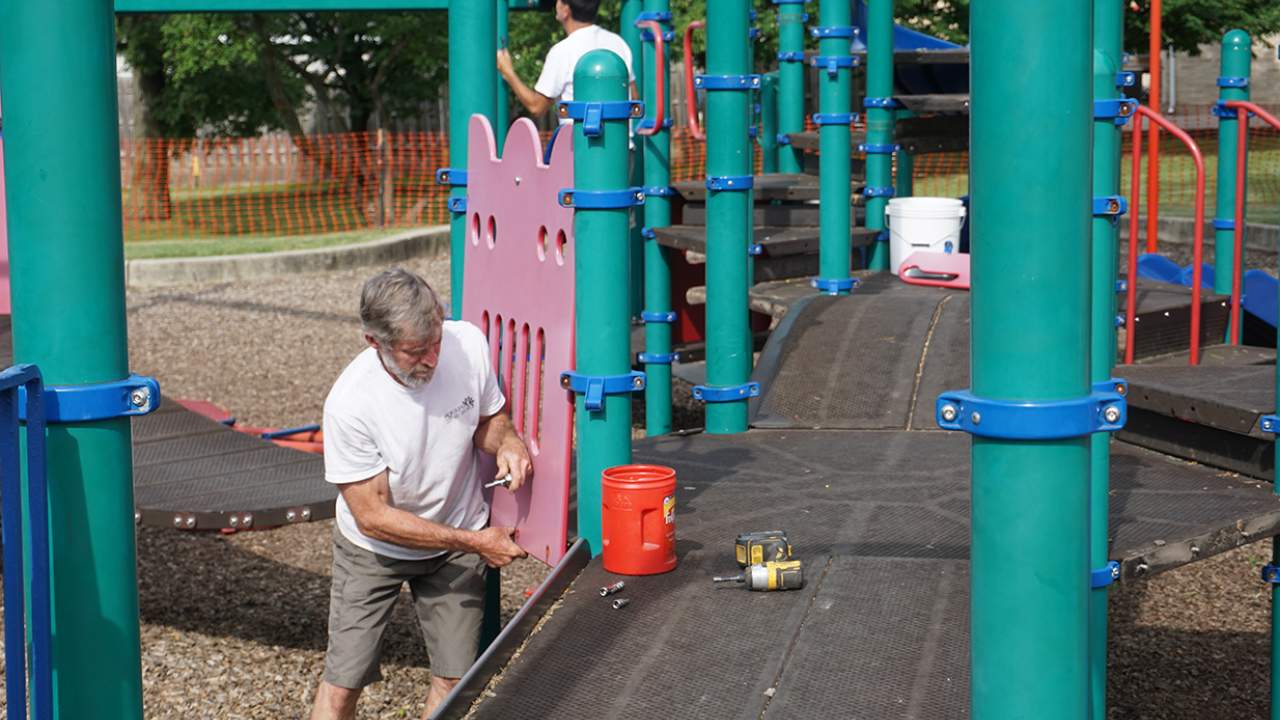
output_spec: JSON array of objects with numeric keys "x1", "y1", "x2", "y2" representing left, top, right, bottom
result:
[{"x1": 125, "y1": 225, "x2": 451, "y2": 288}]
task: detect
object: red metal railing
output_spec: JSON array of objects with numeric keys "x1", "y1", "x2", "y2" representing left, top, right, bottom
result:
[
  {"x1": 1225, "y1": 101, "x2": 1280, "y2": 344},
  {"x1": 683, "y1": 20, "x2": 706, "y2": 141},
  {"x1": 634, "y1": 19, "x2": 667, "y2": 137},
  {"x1": 1125, "y1": 105, "x2": 1208, "y2": 365}
]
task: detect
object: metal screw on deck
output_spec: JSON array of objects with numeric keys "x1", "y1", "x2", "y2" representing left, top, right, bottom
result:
[
  {"x1": 1212, "y1": 30, "x2": 1251, "y2": 324},
  {"x1": 569, "y1": 50, "x2": 638, "y2": 553}
]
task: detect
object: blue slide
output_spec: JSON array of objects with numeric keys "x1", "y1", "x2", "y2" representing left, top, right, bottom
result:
[
  {"x1": 849, "y1": 0, "x2": 969, "y2": 96},
  {"x1": 1136, "y1": 253, "x2": 1278, "y2": 329}
]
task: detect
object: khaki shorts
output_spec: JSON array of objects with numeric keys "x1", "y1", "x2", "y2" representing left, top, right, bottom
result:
[{"x1": 323, "y1": 527, "x2": 487, "y2": 687}]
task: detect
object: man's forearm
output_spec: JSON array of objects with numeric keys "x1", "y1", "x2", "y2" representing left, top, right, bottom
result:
[
  {"x1": 355, "y1": 504, "x2": 479, "y2": 553},
  {"x1": 504, "y1": 72, "x2": 551, "y2": 116},
  {"x1": 474, "y1": 411, "x2": 518, "y2": 455}
]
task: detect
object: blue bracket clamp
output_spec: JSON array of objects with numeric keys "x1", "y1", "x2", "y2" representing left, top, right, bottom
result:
[
  {"x1": 695, "y1": 74, "x2": 762, "y2": 91},
  {"x1": 637, "y1": 117, "x2": 674, "y2": 132},
  {"x1": 435, "y1": 168, "x2": 467, "y2": 187},
  {"x1": 556, "y1": 100, "x2": 644, "y2": 137},
  {"x1": 812, "y1": 277, "x2": 857, "y2": 295},
  {"x1": 935, "y1": 385, "x2": 1127, "y2": 440},
  {"x1": 640, "y1": 227, "x2": 657, "y2": 240},
  {"x1": 1093, "y1": 98, "x2": 1138, "y2": 126},
  {"x1": 640, "y1": 27, "x2": 676, "y2": 42},
  {"x1": 635, "y1": 10, "x2": 672, "y2": 23},
  {"x1": 772, "y1": 0, "x2": 807, "y2": 4},
  {"x1": 749, "y1": 243, "x2": 764, "y2": 257},
  {"x1": 777, "y1": 51, "x2": 806, "y2": 63},
  {"x1": 642, "y1": 185, "x2": 675, "y2": 198},
  {"x1": 776, "y1": 133, "x2": 793, "y2": 146},
  {"x1": 864, "y1": 96, "x2": 902, "y2": 109},
  {"x1": 18, "y1": 374, "x2": 161, "y2": 423},
  {"x1": 560, "y1": 370, "x2": 645, "y2": 412},
  {"x1": 1218, "y1": 76, "x2": 1249, "y2": 88},
  {"x1": 859, "y1": 143, "x2": 899, "y2": 155},
  {"x1": 1260, "y1": 414, "x2": 1280, "y2": 434},
  {"x1": 706, "y1": 175, "x2": 754, "y2": 191},
  {"x1": 1213, "y1": 218, "x2": 1236, "y2": 231},
  {"x1": 1091, "y1": 561, "x2": 1121, "y2": 589},
  {"x1": 810, "y1": 26, "x2": 855, "y2": 39},
  {"x1": 447, "y1": 196, "x2": 467, "y2": 214},
  {"x1": 638, "y1": 352, "x2": 679, "y2": 365},
  {"x1": 1116, "y1": 71, "x2": 1137, "y2": 88},
  {"x1": 1263, "y1": 564, "x2": 1280, "y2": 584},
  {"x1": 558, "y1": 188, "x2": 645, "y2": 209},
  {"x1": 642, "y1": 310, "x2": 677, "y2": 324},
  {"x1": 863, "y1": 186, "x2": 895, "y2": 198},
  {"x1": 812, "y1": 113, "x2": 857, "y2": 126},
  {"x1": 811, "y1": 55, "x2": 857, "y2": 78},
  {"x1": 692, "y1": 382, "x2": 761, "y2": 403},
  {"x1": 1093, "y1": 195, "x2": 1128, "y2": 218}
]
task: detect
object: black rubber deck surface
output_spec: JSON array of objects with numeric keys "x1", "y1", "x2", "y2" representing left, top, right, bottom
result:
[
  {"x1": 468, "y1": 430, "x2": 1280, "y2": 719},
  {"x1": 1123, "y1": 364, "x2": 1274, "y2": 438}
]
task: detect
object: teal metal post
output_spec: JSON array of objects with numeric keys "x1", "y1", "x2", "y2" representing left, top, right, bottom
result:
[
  {"x1": 969, "y1": 2, "x2": 1091, "y2": 717},
  {"x1": 760, "y1": 71, "x2": 780, "y2": 173},
  {"x1": 0, "y1": 2, "x2": 144, "y2": 717},
  {"x1": 571, "y1": 51, "x2": 635, "y2": 553},
  {"x1": 814, "y1": 0, "x2": 854, "y2": 293},
  {"x1": 1213, "y1": 30, "x2": 1251, "y2": 302},
  {"x1": 1090, "y1": 1, "x2": 1124, "y2": 716},
  {"x1": 641, "y1": 0, "x2": 675, "y2": 437},
  {"x1": 864, "y1": 0, "x2": 895, "y2": 271},
  {"x1": 775, "y1": 0, "x2": 806, "y2": 174},
  {"x1": 622, "y1": 0, "x2": 646, "y2": 318},
  {"x1": 702, "y1": 0, "x2": 754, "y2": 433},
  {"x1": 894, "y1": 149, "x2": 914, "y2": 198},
  {"x1": 448, "y1": 0, "x2": 497, "y2": 319},
  {"x1": 495, "y1": 0, "x2": 509, "y2": 148}
]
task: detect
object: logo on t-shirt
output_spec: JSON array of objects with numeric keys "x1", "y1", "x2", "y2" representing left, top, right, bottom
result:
[{"x1": 444, "y1": 395, "x2": 476, "y2": 420}]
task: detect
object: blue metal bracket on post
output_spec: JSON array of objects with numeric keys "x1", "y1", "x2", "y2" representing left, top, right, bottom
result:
[
  {"x1": 863, "y1": 186, "x2": 895, "y2": 198},
  {"x1": 1214, "y1": 100, "x2": 1252, "y2": 119},
  {"x1": 1263, "y1": 564, "x2": 1280, "y2": 584},
  {"x1": 1091, "y1": 561, "x2": 1121, "y2": 588},
  {"x1": 692, "y1": 382, "x2": 761, "y2": 403},
  {"x1": 864, "y1": 96, "x2": 902, "y2": 109},
  {"x1": 777, "y1": 51, "x2": 806, "y2": 63},
  {"x1": 642, "y1": 186, "x2": 675, "y2": 198},
  {"x1": 641, "y1": 310, "x2": 677, "y2": 324},
  {"x1": 1218, "y1": 76, "x2": 1250, "y2": 88},
  {"x1": 776, "y1": 133, "x2": 792, "y2": 146},
  {"x1": 556, "y1": 100, "x2": 644, "y2": 137},
  {"x1": 811, "y1": 55, "x2": 857, "y2": 78},
  {"x1": 1260, "y1": 414, "x2": 1280, "y2": 434},
  {"x1": 1093, "y1": 98, "x2": 1138, "y2": 126},
  {"x1": 695, "y1": 74, "x2": 762, "y2": 90},
  {"x1": 637, "y1": 117, "x2": 674, "y2": 131},
  {"x1": 859, "y1": 143, "x2": 899, "y2": 154},
  {"x1": 1213, "y1": 218, "x2": 1236, "y2": 231},
  {"x1": 934, "y1": 386, "x2": 1127, "y2": 439},
  {"x1": 558, "y1": 188, "x2": 646, "y2": 209},
  {"x1": 706, "y1": 175, "x2": 754, "y2": 191},
  {"x1": 1093, "y1": 195, "x2": 1128, "y2": 218},
  {"x1": 17, "y1": 373, "x2": 161, "y2": 423},
  {"x1": 637, "y1": 352, "x2": 679, "y2": 365},
  {"x1": 812, "y1": 113, "x2": 857, "y2": 126},
  {"x1": 809, "y1": 26, "x2": 855, "y2": 39},
  {"x1": 448, "y1": 197, "x2": 467, "y2": 213},
  {"x1": 560, "y1": 370, "x2": 646, "y2": 412},
  {"x1": 435, "y1": 168, "x2": 467, "y2": 186},
  {"x1": 1116, "y1": 71, "x2": 1137, "y2": 88},
  {"x1": 772, "y1": 0, "x2": 807, "y2": 4},
  {"x1": 811, "y1": 277, "x2": 857, "y2": 295}
]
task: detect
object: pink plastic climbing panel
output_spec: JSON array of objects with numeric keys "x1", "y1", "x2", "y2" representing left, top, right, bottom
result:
[{"x1": 462, "y1": 115, "x2": 576, "y2": 566}]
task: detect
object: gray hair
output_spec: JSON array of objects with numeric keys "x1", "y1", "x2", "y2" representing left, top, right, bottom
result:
[{"x1": 360, "y1": 268, "x2": 445, "y2": 345}]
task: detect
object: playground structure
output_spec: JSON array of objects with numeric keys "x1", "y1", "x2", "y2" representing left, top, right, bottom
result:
[{"x1": 4, "y1": 1, "x2": 1280, "y2": 720}]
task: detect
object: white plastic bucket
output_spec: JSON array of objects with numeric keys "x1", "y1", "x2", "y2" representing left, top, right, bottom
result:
[{"x1": 885, "y1": 197, "x2": 966, "y2": 276}]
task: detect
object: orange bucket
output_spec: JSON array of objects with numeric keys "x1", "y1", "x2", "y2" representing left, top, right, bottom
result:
[{"x1": 601, "y1": 464, "x2": 678, "y2": 576}]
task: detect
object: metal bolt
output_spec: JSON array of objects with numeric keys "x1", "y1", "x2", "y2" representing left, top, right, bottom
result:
[
  {"x1": 173, "y1": 515, "x2": 184, "y2": 528},
  {"x1": 1108, "y1": 200, "x2": 1119, "y2": 213},
  {"x1": 301, "y1": 508, "x2": 312, "y2": 521},
  {"x1": 130, "y1": 387, "x2": 151, "y2": 409},
  {"x1": 940, "y1": 405, "x2": 958, "y2": 423},
  {"x1": 1115, "y1": 383, "x2": 1127, "y2": 396},
  {"x1": 1134, "y1": 562, "x2": 1149, "y2": 577},
  {"x1": 1103, "y1": 406, "x2": 1122, "y2": 424},
  {"x1": 563, "y1": 192, "x2": 574, "y2": 206},
  {"x1": 558, "y1": 104, "x2": 569, "y2": 117},
  {"x1": 286, "y1": 510, "x2": 297, "y2": 522},
  {"x1": 135, "y1": 511, "x2": 142, "y2": 525},
  {"x1": 630, "y1": 103, "x2": 643, "y2": 117},
  {"x1": 633, "y1": 377, "x2": 643, "y2": 389},
  {"x1": 970, "y1": 411, "x2": 982, "y2": 425},
  {"x1": 229, "y1": 515, "x2": 240, "y2": 528},
  {"x1": 611, "y1": 598, "x2": 630, "y2": 610},
  {"x1": 1190, "y1": 545, "x2": 1201, "y2": 557},
  {"x1": 560, "y1": 375, "x2": 571, "y2": 389},
  {"x1": 242, "y1": 514, "x2": 253, "y2": 528},
  {"x1": 1110, "y1": 565, "x2": 1121, "y2": 580},
  {"x1": 599, "y1": 581, "x2": 626, "y2": 597},
  {"x1": 513, "y1": 176, "x2": 522, "y2": 186}
]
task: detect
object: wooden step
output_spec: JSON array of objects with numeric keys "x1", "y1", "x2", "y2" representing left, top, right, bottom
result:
[
  {"x1": 897, "y1": 93, "x2": 970, "y2": 114},
  {"x1": 653, "y1": 224, "x2": 879, "y2": 258},
  {"x1": 680, "y1": 202, "x2": 867, "y2": 227},
  {"x1": 787, "y1": 115, "x2": 968, "y2": 156},
  {"x1": 671, "y1": 173, "x2": 864, "y2": 203}
]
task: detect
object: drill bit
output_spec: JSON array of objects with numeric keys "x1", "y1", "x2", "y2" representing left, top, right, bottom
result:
[
  {"x1": 712, "y1": 573, "x2": 745, "y2": 584},
  {"x1": 484, "y1": 473, "x2": 514, "y2": 489}
]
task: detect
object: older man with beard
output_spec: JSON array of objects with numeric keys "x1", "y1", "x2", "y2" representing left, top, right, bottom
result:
[{"x1": 309, "y1": 267, "x2": 531, "y2": 720}]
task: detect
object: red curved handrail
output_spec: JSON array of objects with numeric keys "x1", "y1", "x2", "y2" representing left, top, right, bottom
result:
[
  {"x1": 1125, "y1": 115, "x2": 1143, "y2": 364},
  {"x1": 683, "y1": 20, "x2": 706, "y2": 141},
  {"x1": 634, "y1": 20, "x2": 667, "y2": 137},
  {"x1": 1126, "y1": 105, "x2": 1206, "y2": 366},
  {"x1": 1224, "y1": 101, "x2": 1280, "y2": 345}
]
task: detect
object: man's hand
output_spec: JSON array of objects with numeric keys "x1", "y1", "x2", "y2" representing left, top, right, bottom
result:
[
  {"x1": 471, "y1": 526, "x2": 527, "y2": 568},
  {"x1": 495, "y1": 49, "x2": 516, "y2": 80},
  {"x1": 494, "y1": 434, "x2": 533, "y2": 492}
]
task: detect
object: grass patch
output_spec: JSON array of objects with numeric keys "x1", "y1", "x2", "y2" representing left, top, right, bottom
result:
[{"x1": 124, "y1": 228, "x2": 410, "y2": 260}]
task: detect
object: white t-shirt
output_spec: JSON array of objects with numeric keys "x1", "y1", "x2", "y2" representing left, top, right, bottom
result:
[
  {"x1": 323, "y1": 321, "x2": 506, "y2": 561},
  {"x1": 535, "y1": 24, "x2": 635, "y2": 121}
]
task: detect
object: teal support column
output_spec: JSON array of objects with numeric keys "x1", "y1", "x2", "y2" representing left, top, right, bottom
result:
[
  {"x1": 702, "y1": 0, "x2": 754, "y2": 434},
  {"x1": 814, "y1": 0, "x2": 854, "y2": 293},
  {"x1": 864, "y1": 0, "x2": 895, "y2": 271},
  {"x1": 761, "y1": 72, "x2": 780, "y2": 173},
  {"x1": 1213, "y1": 30, "x2": 1251, "y2": 300},
  {"x1": 495, "y1": 0, "x2": 509, "y2": 148},
  {"x1": 0, "y1": 2, "x2": 144, "y2": 717},
  {"x1": 1090, "y1": 1, "x2": 1124, "y2": 717},
  {"x1": 894, "y1": 148, "x2": 914, "y2": 199},
  {"x1": 448, "y1": 0, "x2": 497, "y2": 319},
  {"x1": 968, "y1": 2, "x2": 1091, "y2": 718},
  {"x1": 622, "y1": 0, "x2": 646, "y2": 318},
  {"x1": 571, "y1": 51, "x2": 635, "y2": 553},
  {"x1": 641, "y1": 0, "x2": 675, "y2": 437},
  {"x1": 775, "y1": 0, "x2": 806, "y2": 174}
]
